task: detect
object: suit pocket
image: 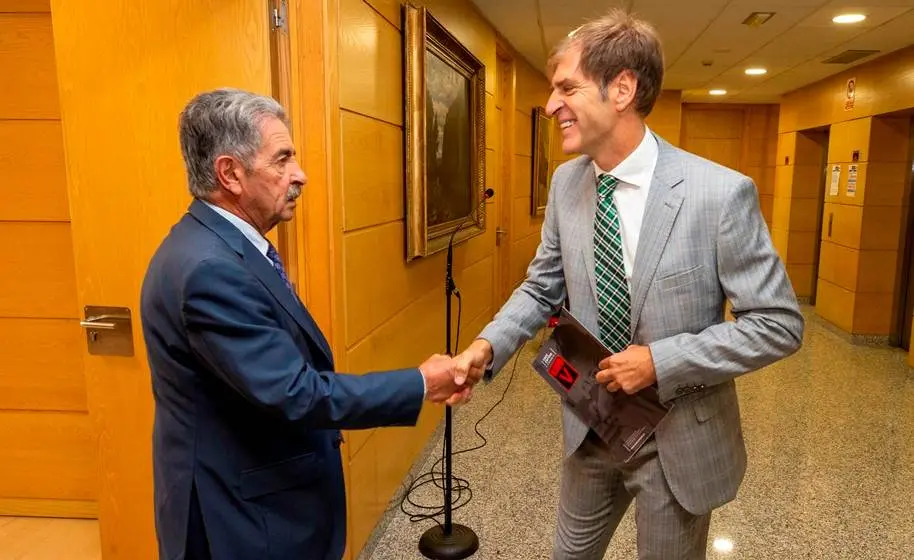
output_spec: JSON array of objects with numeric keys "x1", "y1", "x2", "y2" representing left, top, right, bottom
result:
[
  {"x1": 656, "y1": 265, "x2": 703, "y2": 292},
  {"x1": 240, "y1": 452, "x2": 324, "y2": 499},
  {"x1": 692, "y1": 390, "x2": 722, "y2": 423}
]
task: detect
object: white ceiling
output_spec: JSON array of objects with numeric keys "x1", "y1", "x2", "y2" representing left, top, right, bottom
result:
[{"x1": 470, "y1": 0, "x2": 914, "y2": 103}]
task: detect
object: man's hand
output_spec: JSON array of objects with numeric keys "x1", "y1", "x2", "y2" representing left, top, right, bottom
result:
[
  {"x1": 419, "y1": 354, "x2": 462, "y2": 403},
  {"x1": 453, "y1": 339, "x2": 492, "y2": 387},
  {"x1": 595, "y1": 345, "x2": 656, "y2": 394}
]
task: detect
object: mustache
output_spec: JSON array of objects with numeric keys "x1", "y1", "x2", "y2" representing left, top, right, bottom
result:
[{"x1": 286, "y1": 183, "x2": 302, "y2": 201}]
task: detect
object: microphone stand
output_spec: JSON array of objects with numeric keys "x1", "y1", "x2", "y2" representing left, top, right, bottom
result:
[{"x1": 419, "y1": 189, "x2": 492, "y2": 560}]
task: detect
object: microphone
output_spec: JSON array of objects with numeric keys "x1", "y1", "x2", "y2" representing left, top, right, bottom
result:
[
  {"x1": 447, "y1": 188, "x2": 495, "y2": 248},
  {"x1": 447, "y1": 188, "x2": 495, "y2": 298},
  {"x1": 418, "y1": 187, "x2": 494, "y2": 560}
]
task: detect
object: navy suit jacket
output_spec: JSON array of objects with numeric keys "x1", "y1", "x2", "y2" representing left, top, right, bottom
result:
[{"x1": 140, "y1": 200, "x2": 424, "y2": 559}]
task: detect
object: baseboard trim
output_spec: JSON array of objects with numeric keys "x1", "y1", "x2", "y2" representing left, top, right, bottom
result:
[{"x1": 0, "y1": 498, "x2": 97, "y2": 519}]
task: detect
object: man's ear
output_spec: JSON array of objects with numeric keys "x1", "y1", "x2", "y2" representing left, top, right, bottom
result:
[
  {"x1": 214, "y1": 155, "x2": 244, "y2": 196},
  {"x1": 614, "y1": 69, "x2": 638, "y2": 112}
]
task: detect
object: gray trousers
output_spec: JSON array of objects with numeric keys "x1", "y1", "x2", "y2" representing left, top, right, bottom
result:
[{"x1": 553, "y1": 431, "x2": 711, "y2": 560}]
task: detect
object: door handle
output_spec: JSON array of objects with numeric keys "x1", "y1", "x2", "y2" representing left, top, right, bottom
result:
[
  {"x1": 79, "y1": 314, "x2": 128, "y2": 330},
  {"x1": 495, "y1": 227, "x2": 507, "y2": 246}
]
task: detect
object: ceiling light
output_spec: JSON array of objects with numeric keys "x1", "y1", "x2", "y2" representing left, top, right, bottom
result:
[
  {"x1": 709, "y1": 89, "x2": 727, "y2": 96},
  {"x1": 833, "y1": 13, "x2": 866, "y2": 24},
  {"x1": 745, "y1": 67, "x2": 767, "y2": 75}
]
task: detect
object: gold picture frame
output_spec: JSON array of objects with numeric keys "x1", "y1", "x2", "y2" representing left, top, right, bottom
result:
[
  {"x1": 403, "y1": 4, "x2": 486, "y2": 261},
  {"x1": 531, "y1": 106, "x2": 554, "y2": 217}
]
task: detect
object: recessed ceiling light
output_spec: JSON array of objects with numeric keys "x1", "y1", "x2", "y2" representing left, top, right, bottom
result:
[
  {"x1": 709, "y1": 89, "x2": 727, "y2": 95},
  {"x1": 833, "y1": 13, "x2": 866, "y2": 24},
  {"x1": 745, "y1": 67, "x2": 767, "y2": 75}
]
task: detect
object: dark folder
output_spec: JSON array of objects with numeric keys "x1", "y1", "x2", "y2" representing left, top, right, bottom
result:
[{"x1": 532, "y1": 308, "x2": 672, "y2": 463}]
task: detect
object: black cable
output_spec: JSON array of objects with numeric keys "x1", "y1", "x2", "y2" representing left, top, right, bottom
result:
[{"x1": 398, "y1": 327, "x2": 547, "y2": 526}]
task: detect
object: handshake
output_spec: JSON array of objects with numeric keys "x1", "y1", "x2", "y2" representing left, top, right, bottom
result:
[{"x1": 418, "y1": 339, "x2": 493, "y2": 406}]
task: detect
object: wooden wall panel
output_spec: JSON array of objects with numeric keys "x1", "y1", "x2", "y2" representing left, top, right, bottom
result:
[
  {"x1": 0, "y1": 411, "x2": 96, "y2": 500},
  {"x1": 0, "y1": 318, "x2": 85, "y2": 411},
  {"x1": 645, "y1": 90, "x2": 682, "y2": 146},
  {"x1": 1, "y1": 1, "x2": 52, "y2": 12},
  {"x1": 0, "y1": 120, "x2": 69, "y2": 221},
  {"x1": 512, "y1": 195, "x2": 542, "y2": 242},
  {"x1": 0, "y1": 222, "x2": 78, "y2": 318},
  {"x1": 509, "y1": 230, "x2": 540, "y2": 287},
  {"x1": 0, "y1": 13, "x2": 58, "y2": 119},
  {"x1": 779, "y1": 45, "x2": 914, "y2": 133},
  {"x1": 364, "y1": 0, "x2": 400, "y2": 27},
  {"x1": 815, "y1": 279, "x2": 855, "y2": 332},
  {"x1": 683, "y1": 107, "x2": 743, "y2": 139},
  {"x1": 341, "y1": 111, "x2": 403, "y2": 231},
  {"x1": 339, "y1": 0, "x2": 403, "y2": 125},
  {"x1": 514, "y1": 111, "x2": 533, "y2": 157},
  {"x1": 513, "y1": 155, "x2": 532, "y2": 198}
]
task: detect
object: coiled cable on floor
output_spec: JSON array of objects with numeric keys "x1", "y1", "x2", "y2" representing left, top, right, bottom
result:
[{"x1": 397, "y1": 327, "x2": 548, "y2": 527}]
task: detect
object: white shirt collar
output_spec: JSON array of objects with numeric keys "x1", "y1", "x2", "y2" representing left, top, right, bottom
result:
[
  {"x1": 592, "y1": 126, "x2": 659, "y2": 189},
  {"x1": 202, "y1": 200, "x2": 270, "y2": 260}
]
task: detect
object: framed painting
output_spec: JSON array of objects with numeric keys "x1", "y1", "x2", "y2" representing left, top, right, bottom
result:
[
  {"x1": 403, "y1": 4, "x2": 486, "y2": 261},
  {"x1": 531, "y1": 106, "x2": 553, "y2": 217}
]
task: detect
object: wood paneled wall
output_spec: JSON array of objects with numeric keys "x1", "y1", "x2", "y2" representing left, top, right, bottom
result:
[
  {"x1": 646, "y1": 90, "x2": 683, "y2": 147},
  {"x1": 815, "y1": 117, "x2": 911, "y2": 335},
  {"x1": 777, "y1": 43, "x2": 914, "y2": 340},
  {"x1": 681, "y1": 104, "x2": 780, "y2": 226},
  {"x1": 0, "y1": 2, "x2": 96, "y2": 519},
  {"x1": 334, "y1": 0, "x2": 549, "y2": 554},
  {"x1": 779, "y1": 45, "x2": 914, "y2": 134}
]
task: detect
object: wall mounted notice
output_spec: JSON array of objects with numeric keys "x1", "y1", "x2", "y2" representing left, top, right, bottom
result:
[
  {"x1": 830, "y1": 164, "x2": 841, "y2": 196},
  {"x1": 847, "y1": 164, "x2": 857, "y2": 197}
]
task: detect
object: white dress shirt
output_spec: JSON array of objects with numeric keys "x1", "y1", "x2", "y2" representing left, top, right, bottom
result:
[
  {"x1": 203, "y1": 201, "x2": 272, "y2": 264},
  {"x1": 592, "y1": 126, "x2": 659, "y2": 285}
]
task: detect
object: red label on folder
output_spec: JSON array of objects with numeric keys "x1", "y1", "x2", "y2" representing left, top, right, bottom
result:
[{"x1": 548, "y1": 355, "x2": 579, "y2": 390}]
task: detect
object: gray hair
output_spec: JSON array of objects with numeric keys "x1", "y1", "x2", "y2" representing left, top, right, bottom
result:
[{"x1": 178, "y1": 88, "x2": 286, "y2": 198}]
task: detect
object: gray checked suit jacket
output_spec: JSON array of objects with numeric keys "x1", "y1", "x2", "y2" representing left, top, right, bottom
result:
[{"x1": 478, "y1": 134, "x2": 804, "y2": 515}]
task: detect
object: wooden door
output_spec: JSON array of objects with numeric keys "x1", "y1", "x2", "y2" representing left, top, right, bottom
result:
[
  {"x1": 494, "y1": 47, "x2": 515, "y2": 307},
  {"x1": 0, "y1": 2, "x2": 97, "y2": 519},
  {"x1": 49, "y1": 0, "x2": 273, "y2": 557}
]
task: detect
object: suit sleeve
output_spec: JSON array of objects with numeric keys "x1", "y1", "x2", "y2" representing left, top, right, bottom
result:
[
  {"x1": 181, "y1": 257, "x2": 425, "y2": 429},
  {"x1": 477, "y1": 167, "x2": 568, "y2": 373},
  {"x1": 649, "y1": 177, "x2": 804, "y2": 402}
]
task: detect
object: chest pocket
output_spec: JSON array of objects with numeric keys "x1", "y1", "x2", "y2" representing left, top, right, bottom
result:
[{"x1": 656, "y1": 264, "x2": 702, "y2": 292}]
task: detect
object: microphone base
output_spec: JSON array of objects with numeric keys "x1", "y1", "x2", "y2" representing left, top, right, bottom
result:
[{"x1": 419, "y1": 524, "x2": 479, "y2": 559}]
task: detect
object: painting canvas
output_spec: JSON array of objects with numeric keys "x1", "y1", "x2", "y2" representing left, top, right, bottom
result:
[
  {"x1": 404, "y1": 4, "x2": 486, "y2": 260},
  {"x1": 531, "y1": 106, "x2": 553, "y2": 217}
]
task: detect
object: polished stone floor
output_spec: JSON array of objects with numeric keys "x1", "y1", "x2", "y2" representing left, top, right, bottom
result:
[{"x1": 363, "y1": 308, "x2": 914, "y2": 559}]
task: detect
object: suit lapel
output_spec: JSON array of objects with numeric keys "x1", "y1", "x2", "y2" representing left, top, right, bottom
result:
[
  {"x1": 242, "y1": 242, "x2": 334, "y2": 367},
  {"x1": 629, "y1": 138, "x2": 685, "y2": 332},
  {"x1": 188, "y1": 200, "x2": 334, "y2": 367},
  {"x1": 564, "y1": 160, "x2": 602, "y2": 306}
]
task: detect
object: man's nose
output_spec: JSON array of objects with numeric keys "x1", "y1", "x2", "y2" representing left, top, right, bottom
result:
[
  {"x1": 291, "y1": 162, "x2": 306, "y2": 185},
  {"x1": 545, "y1": 90, "x2": 562, "y2": 117}
]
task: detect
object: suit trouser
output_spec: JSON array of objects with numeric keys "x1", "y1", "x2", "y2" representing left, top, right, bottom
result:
[{"x1": 553, "y1": 431, "x2": 711, "y2": 560}]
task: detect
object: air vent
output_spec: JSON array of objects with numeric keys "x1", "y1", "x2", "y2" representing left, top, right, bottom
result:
[
  {"x1": 742, "y1": 12, "x2": 775, "y2": 27},
  {"x1": 822, "y1": 50, "x2": 879, "y2": 64}
]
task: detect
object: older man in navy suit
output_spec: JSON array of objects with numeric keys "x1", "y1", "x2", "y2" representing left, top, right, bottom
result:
[{"x1": 140, "y1": 89, "x2": 470, "y2": 560}]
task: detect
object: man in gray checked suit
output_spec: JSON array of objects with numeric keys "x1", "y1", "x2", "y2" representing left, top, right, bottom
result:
[{"x1": 453, "y1": 9, "x2": 804, "y2": 560}]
